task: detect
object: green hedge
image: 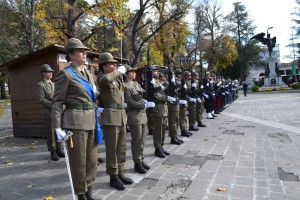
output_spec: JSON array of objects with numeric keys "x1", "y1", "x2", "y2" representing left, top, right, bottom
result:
[
  {"x1": 291, "y1": 83, "x2": 300, "y2": 89},
  {"x1": 251, "y1": 85, "x2": 259, "y2": 92}
]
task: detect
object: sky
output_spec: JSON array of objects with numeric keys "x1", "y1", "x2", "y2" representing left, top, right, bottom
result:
[{"x1": 127, "y1": 0, "x2": 298, "y2": 63}]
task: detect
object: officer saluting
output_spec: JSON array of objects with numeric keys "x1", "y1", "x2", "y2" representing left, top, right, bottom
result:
[{"x1": 97, "y1": 53, "x2": 133, "y2": 190}]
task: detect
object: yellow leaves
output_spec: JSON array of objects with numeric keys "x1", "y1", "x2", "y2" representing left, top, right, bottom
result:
[
  {"x1": 4, "y1": 160, "x2": 12, "y2": 165},
  {"x1": 44, "y1": 194, "x2": 54, "y2": 200},
  {"x1": 217, "y1": 187, "x2": 226, "y2": 191},
  {"x1": 27, "y1": 184, "x2": 35, "y2": 189}
]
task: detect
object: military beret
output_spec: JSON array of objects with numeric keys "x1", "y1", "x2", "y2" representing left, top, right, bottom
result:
[
  {"x1": 125, "y1": 64, "x2": 137, "y2": 73},
  {"x1": 192, "y1": 71, "x2": 198, "y2": 77},
  {"x1": 65, "y1": 38, "x2": 89, "y2": 54}
]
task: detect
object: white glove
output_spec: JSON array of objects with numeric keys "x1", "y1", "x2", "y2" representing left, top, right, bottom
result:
[
  {"x1": 145, "y1": 101, "x2": 155, "y2": 109},
  {"x1": 222, "y1": 92, "x2": 225, "y2": 95},
  {"x1": 217, "y1": 82, "x2": 221, "y2": 86},
  {"x1": 212, "y1": 93, "x2": 215, "y2": 96},
  {"x1": 55, "y1": 128, "x2": 66, "y2": 141},
  {"x1": 167, "y1": 96, "x2": 176, "y2": 103},
  {"x1": 92, "y1": 85, "x2": 98, "y2": 93},
  {"x1": 117, "y1": 65, "x2": 126, "y2": 74},
  {"x1": 151, "y1": 78, "x2": 156, "y2": 85},
  {"x1": 171, "y1": 76, "x2": 175, "y2": 83},
  {"x1": 179, "y1": 100, "x2": 187, "y2": 105},
  {"x1": 200, "y1": 85, "x2": 204, "y2": 89},
  {"x1": 206, "y1": 83, "x2": 209, "y2": 87},
  {"x1": 183, "y1": 84, "x2": 187, "y2": 89},
  {"x1": 197, "y1": 98, "x2": 202, "y2": 103},
  {"x1": 124, "y1": 103, "x2": 127, "y2": 108},
  {"x1": 97, "y1": 107, "x2": 104, "y2": 113},
  {"x1": 204, "y1": 94, "x2": 209, "y2": 98},
  {"x1": 143, "y1": 99, "x2": 148, "y2": 104},
  {"x1": 191, "y1": 83, "x2": 197, "y2": 88},
  {"x1": 161, "y1": 86, "x2": 166, "y2": 91},
  {"x1": 189, "y1": 98, "x2": 196, "y2": 102}
]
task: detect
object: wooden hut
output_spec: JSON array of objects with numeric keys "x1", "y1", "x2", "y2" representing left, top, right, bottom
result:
[{"x1": 0, "y1": 44, "x2": 127, "y2": 138}]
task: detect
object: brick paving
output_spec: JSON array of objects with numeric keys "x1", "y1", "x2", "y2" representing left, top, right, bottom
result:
[{"x1": 1, "y1": 91, "x2": 300, "y2": 200}]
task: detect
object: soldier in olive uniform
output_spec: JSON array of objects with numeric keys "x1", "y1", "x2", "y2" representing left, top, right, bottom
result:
[
  {"x1": 52, "y1": 38, "x2": 100, "y2": 200},
  {"x1": 184, "y1": 71, "x2": 199, "y2": 131},
  {"x1": 97, "y1": 53, "x2": 133, "y2": 190},
  {"x1": 150, "y1": 66, "x2": 175, "y2": 158},
  {"x1": 192, "y1": 72, "x2": 206, "y2": 128},
  {"x1": 37, "y1": 64, "x2": 64, "y2": 161},
  {"x1": 165, "y1": 69, "x2": 183, "y2": 145},
  {"x1": 124, "y1": 65, "x2": 154, "y2": 174},
  {"x1": 175, "y1": 69, "x2": 192, "y2": 137}
]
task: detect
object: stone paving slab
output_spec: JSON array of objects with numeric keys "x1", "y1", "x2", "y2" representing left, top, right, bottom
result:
[{"x1": 1, "y1": 92, "x2": 300, "y2": 200}]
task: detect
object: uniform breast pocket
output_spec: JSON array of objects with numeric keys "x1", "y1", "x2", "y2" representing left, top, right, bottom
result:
[{"x1": 109, "y1": 82, "x2": 118, "y2": 96}]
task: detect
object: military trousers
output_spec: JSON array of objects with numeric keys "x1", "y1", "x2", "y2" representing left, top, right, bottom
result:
[
  {"x1": 179, "y1": 105, "x2": 188, "y2": 131},
  {"x1": 68, "y1": 129, "x2": 98, "y2": 195},
  {"x1": 146, "y1": 109, "x2": 153, "y2": 132},
  {"x1": 44, "y1": 118, "x2": 59, "y2": 151},
  {"x1": 168, "y1": 110, "x2": 179, "y2": 137},
  {"x1": 102, "y1": 125, "x2": 127, "y2": 175},
  {"x1": 152, "y1": 116, "x2": 167, "y2": 150},
  {"x1": 188, "y1": 102, "x2": 196, "y2": 127},
  {"x1": 129, "y1": 124, "x2": 147, "y2": 163},
  {"x1": 196, "y1": 100, "x2": 204, "y2": 123}
]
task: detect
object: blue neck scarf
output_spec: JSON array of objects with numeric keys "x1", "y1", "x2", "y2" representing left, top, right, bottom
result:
[{"x1": 65, "y1": 66, "x2": 102, "y2": 144}]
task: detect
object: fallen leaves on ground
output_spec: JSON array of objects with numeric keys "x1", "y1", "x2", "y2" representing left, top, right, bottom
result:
[{"x1": 217, "y1": 187, "x2": 226, "y2": 191}]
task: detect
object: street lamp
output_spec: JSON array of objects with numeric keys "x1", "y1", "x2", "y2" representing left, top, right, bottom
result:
[{"x1": 267, "y1": 27, "x2": 273, "y2": 37}]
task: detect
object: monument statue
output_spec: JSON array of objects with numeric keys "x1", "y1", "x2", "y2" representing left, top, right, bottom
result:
[
  {"x1": 250, "y1": 32, "x2": 276, "y2": 57},
  {"x1": 275, "y1": 63, "x2": 280, "y2": 77},
  {"x1": 265, "y1": 64, "x2": 270, "y2": 78}
]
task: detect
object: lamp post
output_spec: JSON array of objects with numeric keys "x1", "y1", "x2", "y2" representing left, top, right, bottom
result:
[{"x1": 267, "y1": 27, "x2": 273, "y2": 36}]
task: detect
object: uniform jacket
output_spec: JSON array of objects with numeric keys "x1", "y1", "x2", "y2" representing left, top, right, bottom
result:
[
  {"x1": 37, "y1": 79, "x2": 54, "y2": 118},
  {"x1": 97, "y1": 70, "x2": 127, "y2": 126},
  {"x1": 150, "y1": 78, "x2": 168, "y2": 117},
  {"x1": 52, "y1": 64, "x2": 96, "y2": 130},
  {"x1": 124, "y1": 81, "x2": 147, "y2": 125},
  {"x1": 166, "y1": 80, "x2": 180, "y2": 112}
]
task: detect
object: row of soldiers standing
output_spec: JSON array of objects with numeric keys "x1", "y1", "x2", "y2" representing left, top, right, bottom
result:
[{"x1": 37, "y1": 37, "x2": 237, "y2": 200}]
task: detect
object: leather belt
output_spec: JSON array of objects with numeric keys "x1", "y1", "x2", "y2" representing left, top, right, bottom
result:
[
  {"x1": 66, "y1": 102, "x2": 96, "y2": 110},
  {"x1": 104, "y1": 103, "x2": 126, "y2": 109}
]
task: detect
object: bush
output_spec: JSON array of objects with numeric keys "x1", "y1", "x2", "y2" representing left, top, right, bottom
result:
[
  {"x1": 291, "y1": 83, "x2": 300, "y2": 89},
  {"x1": 251, "y1": 85, "x2": 259, "y2": 92}
]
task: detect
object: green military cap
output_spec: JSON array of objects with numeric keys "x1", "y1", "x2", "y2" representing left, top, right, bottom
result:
[
  {"x1": 192, "y1": 71, "x2": 198, "y2": 77},
  {"x1": 65, "y1": 38, "x2": 89, "y2": 54},
  {"x1": 125, "y1": 64, "x2": 137, "y2": 73},
  {"x1": 150, "y1": 65, "x2": 158, "y2": 71},
  {"x1": 183, "y1": 71, "x2": 191, "y2": 76},
  {"x1": 174, "y1": 69, "x2": 182, "y2": 75},
  {"x1": 98, "y1": 53, "x2": 118, "y2": 65},
  {"x1": 159, "y1": 72, "x2": 165, "y2": 77},
  {"x1": 40, "y1": 64, "x2": 54, "y2": 73}
]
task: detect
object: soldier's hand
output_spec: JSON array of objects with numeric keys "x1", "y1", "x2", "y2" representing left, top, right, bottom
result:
[
  {"x1": 117, "y1": 65, "x2": 126, "y2": 74},
  {"x1": 145, "y1": 102, "x2": 155, "y2": 109},
  {"x1": 97, "y1": 107, "x2": 104, "y2": 113},
  {"x1": 179, "y1": 100, "x2": 187, "y2": 105},
  {"x1": 55, "y1": 128, "x2": 67, "y2": 141},
  {"x1": 189, "y1": 98, "x2": 196, "y2": 102},
  {"x1": 197, "y1": 98, "x2": 202, "y2": 103},
  {"x1": 191, "y1": 83, "x2": 197, "y2": 88},
  {"x1": 171, "y1": 76, "x2": 175, "y2": 83},
  {"x1": 203, "y1": 94, "x2": 209, "y2": 99},
  {"x1": 167, "y1": 96, "x2": 176, "y2": 103}
]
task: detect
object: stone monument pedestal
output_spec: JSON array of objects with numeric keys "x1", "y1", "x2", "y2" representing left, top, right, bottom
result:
[{"x1": 264, "y1": 57, "x2": 283, "y2": 86}]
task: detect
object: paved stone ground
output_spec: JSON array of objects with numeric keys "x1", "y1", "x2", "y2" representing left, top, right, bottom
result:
[{"x1": 1, "y1": 91, "x2": 300, "y2": 200}]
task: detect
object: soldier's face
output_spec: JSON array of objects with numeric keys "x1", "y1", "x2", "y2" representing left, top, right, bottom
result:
[
  {"x1": 103, "y1": 62, "x2": 117, "y2": 73},
  {"x1": 126, "y1": 70, "x2": 136, "y2": 81},
  {"x1": 43, "y1": 72, "x2": 53, "y2": 79},
  {"x1": 69, "y1": 49, "x2": 87, "y2": 64},
  {"x1": 152, "y1": 70, "x2": 159, "y2": 78}
]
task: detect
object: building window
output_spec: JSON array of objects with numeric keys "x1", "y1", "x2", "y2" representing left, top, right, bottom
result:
[
  {"x1": 279, "y1": 70, "x2": 284, "y2": 75},
  {"x1": 286, "y1": 70, "x2": 291, "y2": 75}
]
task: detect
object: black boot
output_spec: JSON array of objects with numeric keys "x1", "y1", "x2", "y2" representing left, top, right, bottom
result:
[
  {"x1": 98, "y1": 157, "x2": 104, "y2": 164},
  {"x1": 85, "y1": 186, "x2": 100, "y2": 200},
  {"x1": 155, "y1": 149, "x2": 166, "y2": 158},
  {"x1": 50, "y1": 150, "x2": 59, "y2": 161},
  {"x1": 134, "y1": 162, "x2": 147, "y2": 174},
  {"x1": 110, "y1": 175, "x2": 125, "y2": 190},
  {"x1": 189, "y1": 126, "x2": 199, "y2": 131},
  {"x1": 197, "y1": 122, "x2": 206, "y2": 127},
  {"x1": 171, "y1": 137, "x2": 181, "y2": 145},
  {"x1": 56, "y1": 149, "x2": 65, "y2": 158},
  {"x1": 176, "y1": 137, "x2": 184, "y2": 143},
  {"x1": 77, "y1": 194, "x2": 87, "y2": 200},
  {"x1": 118, "y1": 172, "x2": 134, "y2": 185},
  {"x1": 161, "y1": 148, "x2": 170, "y2": 156},
  {"x1": 142, "y1": 162, "x2": 150, "y2": 170},
  {"x1": 181, "y1": 130, "x2": 190, "y2": 137}
]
